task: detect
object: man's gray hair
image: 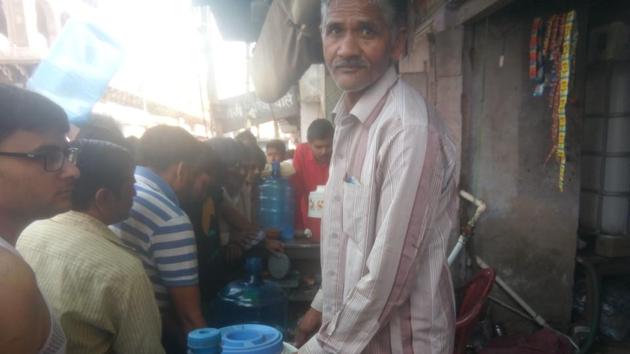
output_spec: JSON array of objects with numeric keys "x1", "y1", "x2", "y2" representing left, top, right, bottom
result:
[{"x1": 320, "y1": 0, "x2": 407, "y2": 30}]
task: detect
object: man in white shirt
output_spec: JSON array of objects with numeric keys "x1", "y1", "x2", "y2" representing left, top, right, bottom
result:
[
  {"x1": 296, "y1": 1, "x2": 458, "y2": 353},
  {"x1": 0, "y1": 84, "x2": 79, "y2": 353}
]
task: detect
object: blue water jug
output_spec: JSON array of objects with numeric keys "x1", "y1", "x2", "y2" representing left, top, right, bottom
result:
[
  {"x1": 187, "y1": 328, "x2": 221, "y2": 354},
  {"x1": 258, "y1": 162, "x2": 295, "y2": 241},
  {"x1": 27, "y1": 19, "x2": 124, "y2": 124},
  {"x1": 215, "y1": 258, "x2": 288, "y2": 332}
]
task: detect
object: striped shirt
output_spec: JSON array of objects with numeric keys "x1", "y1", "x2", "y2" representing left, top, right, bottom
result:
[
  {"x1": 302, "y1": 67, "x2": 458, "y2": 354},
  {"x1": 18, "y1": 211, "x2": 164, "y2": 354},
  {"x1": 111, "y1": 166, "x2": 199, "y2": 310}
]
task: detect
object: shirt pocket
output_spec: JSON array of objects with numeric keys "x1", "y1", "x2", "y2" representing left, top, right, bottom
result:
[
  {"x1": 342, "y1": 181, "x2": 370, "y2": 296},
  {"x1": 341, "y1": 181, "x2": 370, "y2": 249}
]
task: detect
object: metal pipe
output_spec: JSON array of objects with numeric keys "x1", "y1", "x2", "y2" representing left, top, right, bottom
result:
[
  {"x1": 476, "y1": 257, "x2": 549, "y2": 328},
  {"x1": 576, "y1": 256, "x2": 600, "y2": 354},
  {"x1": 459, "y1": 190, "x2": 487, "y2": 227},
  {"x1": 448, "y1": 191, "x2": 487, "y2": 265},
  {"x1": 488, "y1": 295, "x2": 534, "y2": 321},
  {"x1": 448, "y1": 236, "x2": 468, "y2": 265}
]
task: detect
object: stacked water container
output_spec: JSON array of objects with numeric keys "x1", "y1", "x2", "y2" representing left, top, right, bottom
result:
[
  {"x1": 258, "y1": 162, "x2": 295, "y2": 241},
  {"x1": 579, "y1": 22, "x2": 630, "y2": 256},
  {"x1": 214, "y1": 258, "x2": 287, "y2": 331}
]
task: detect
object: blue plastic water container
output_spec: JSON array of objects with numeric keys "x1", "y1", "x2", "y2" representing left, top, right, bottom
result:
[
  {"x1": 220, "y1": 324, "x2": 284, "y2": 354},
  {"x1": 215, "y1": 258, "x2": 287, "y2": 332},
  {"x1": 27, "y1": 19, "x2": 124, "y2": 124},
  {"x1": 258, "y1": 162, "x2": 295, "y2": 241},
  {"x1": 187, "y1": 328, "x2": 221, "y2": 354}
]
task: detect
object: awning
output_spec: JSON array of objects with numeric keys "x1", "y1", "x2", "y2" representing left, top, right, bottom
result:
[
  {"x1": 251, "y1": 0, "x2": 322, "y2": 103},
  {"x1": 212, "y1": 86, "x2": 299, "y2": 132},
  {"x1": 194, "y1": 0, "x2": 271, "y2": 42}
]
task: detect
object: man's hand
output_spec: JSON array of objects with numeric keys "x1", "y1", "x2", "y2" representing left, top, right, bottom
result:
[
  {"x1": 232, "y1": 231, "x2": 258, "y2": 248},
  {"x1": 294, "y1": 307, "x2": 322, "y2": 348},
  {"x1": 265, "y1": 239, "x2": 285, "y2": 253},
  {"x1": 167, "y1": 285, "x2": 207, "y2": 335}
]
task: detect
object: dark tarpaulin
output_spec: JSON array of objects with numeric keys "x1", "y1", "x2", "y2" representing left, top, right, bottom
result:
[{"x1": 194, "y1": 0, "x2": 271, "y2": 42}]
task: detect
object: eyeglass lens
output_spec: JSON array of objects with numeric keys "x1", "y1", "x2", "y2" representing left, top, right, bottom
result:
[{"x1": 44, "y1": 148, "x2": 78, "y2": 172}]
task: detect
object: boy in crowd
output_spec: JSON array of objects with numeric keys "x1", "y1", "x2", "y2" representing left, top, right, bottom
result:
[
  {"x1": 265, "y1": 139, "x2": 287, "y2": 163},
  {"x1": 291, "y1": 119, "x2": 334, "y2": 241}
]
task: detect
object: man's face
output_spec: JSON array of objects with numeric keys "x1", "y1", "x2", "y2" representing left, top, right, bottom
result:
[
  {"x1": 309, "y1": 138, "x2": 333, "y2": 164},
  {"x1": 322, "y1": 0, "x2": 405, "y2": 94},
  {"x1": 266, "y1": 147, "x2": 284, "y2": 163},
  {"x1": 191, "y1": 168, "x2": 217, "y2": 202},
  {"x1": 0, "y1": 130, "x2": 80, "y2": 221},
  {"x1": 225, "y1": 162, "x2": 247, "y2": 193}
]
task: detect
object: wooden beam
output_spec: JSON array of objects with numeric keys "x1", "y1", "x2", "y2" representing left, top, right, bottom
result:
[{"x1": 456, "y1": 0, "x2": 514, "y2": 25}]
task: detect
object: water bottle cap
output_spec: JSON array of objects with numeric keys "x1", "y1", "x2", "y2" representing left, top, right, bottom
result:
[
  {"x1": 245, "y1": 257, "x2": 263, "y2": 275},
  {"x1": 188, "y1": 328, "x2": 221, "y2": 349},
  {"x1": 271, "y1": 161, "x2": 280, "y2": 177},
  {"x1": 220, "y1": 324, "x2": 284, "y2": 354}
]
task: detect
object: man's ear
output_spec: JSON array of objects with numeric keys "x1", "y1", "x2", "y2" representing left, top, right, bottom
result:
[
  {"x1": 175, "y1": 161, "x2": 191, "y2": 184},
  {"x1": 94, "y1": 188, "x2": 111, "y2": 212},
  {"x1": 391, "y1": 26, "x2": 408, "y2": 61}
]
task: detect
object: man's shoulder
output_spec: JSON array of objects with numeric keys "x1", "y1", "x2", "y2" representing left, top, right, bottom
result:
[
  {"x1": 294, "y1": 143, "x2": 310, "y2": 160},
  {"x1": 0, "y1": 247, "x2": 39, "y2": 309},
  {"x1": 123, "y1": 186, "x2": 190, "y2": 234},
  {"x1": 19, "y1": 220, "x2": 145, "y2": 277},
  {"x1": 388, "y1": 79, "x2": 453, "y2": 138},
  {"x1": 388, "y1": 79, "x2": 429, "y2": 124},
  {"x1": 18, "y1": 218, "x2": 66, "y2": 251},
  {"x1": 0, "y1": 248, "x2": 49, "y2": 352},
  {"x1": 135, "y1": 182, "x2": 184, "y2": 215}
]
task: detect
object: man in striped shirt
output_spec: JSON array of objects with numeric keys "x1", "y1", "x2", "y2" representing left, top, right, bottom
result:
[
  {"x1": 296, "y1": 1, "x2": 458, "y2": 353},
  {"x1": 111, "y1": 126, "x2": 208, "y2": 353}
]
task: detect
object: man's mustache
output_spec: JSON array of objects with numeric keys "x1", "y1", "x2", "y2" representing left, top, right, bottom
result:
[{"x1": 332, "y1": 58, "x2": 369, "y2": 69}]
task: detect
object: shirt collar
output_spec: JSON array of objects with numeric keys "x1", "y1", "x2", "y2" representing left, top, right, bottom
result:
[
  {"x1": 332, "y1": 66, "x2": 398, "y2": 124},
  {"x1": 303, "y1": 143, "x2": 329, "y2": 166},
  {"x1": 135, "y1": 165, "x2": 180, "y2": 206},
  {"x1": 52, "y1": 211, "x2": 127, "y2": 248},
  {"x1": 305, "y1": 144, "x2": 316, "y2": 162}
]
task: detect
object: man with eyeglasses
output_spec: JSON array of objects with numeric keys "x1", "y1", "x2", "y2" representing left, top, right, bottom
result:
[{"x1": 0, "y1": 84, "x2": 80, "y2": 353}]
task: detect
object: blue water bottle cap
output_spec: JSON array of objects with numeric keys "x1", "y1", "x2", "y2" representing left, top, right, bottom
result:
[
  {"x1": 220, "y1": 324, "x2": 284, "y2": 354},
  {"x1": 271, "y1": 161, "x2": 280, "y2": 177},
  {"x1": 188, "y1": 328, "x2": 221, "y2": 353},
  {"x1": 245, "y1": 257, "x2": 263, "y2": 275}
]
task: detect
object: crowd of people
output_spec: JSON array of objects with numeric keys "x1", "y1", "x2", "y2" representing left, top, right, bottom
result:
[
  {"x1": 1, "y1": 0, "x2": 458, "y2": 353},
  {"x1": 0, "y1": 82, "x2": 334, "y2": 354}
]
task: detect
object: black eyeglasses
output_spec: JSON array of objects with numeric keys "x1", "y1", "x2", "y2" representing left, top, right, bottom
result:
[{"x1": 0, "y1": 147, "x2": 79, "y2": 172}]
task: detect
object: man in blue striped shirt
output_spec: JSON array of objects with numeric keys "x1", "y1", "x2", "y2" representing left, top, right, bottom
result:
[{"x1": 110, "y1": 126, "x2": 209, "y2": 353}]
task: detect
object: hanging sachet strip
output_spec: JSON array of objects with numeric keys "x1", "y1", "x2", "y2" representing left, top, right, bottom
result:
[
  {"x1": 557, "y1": 10, "x2": 576, "y2": 192},
  {"x1": 545, "y1": 13, "x2": 566, "y2": 163},
  {"x1": 529, "y1": 18, "x2": 542, "y2": 79}
]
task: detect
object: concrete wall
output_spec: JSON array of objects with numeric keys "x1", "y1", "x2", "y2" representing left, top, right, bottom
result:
[
  {"x1": 400, "y1": 25, "x2": 464, "y2": 158},
  {"x1": 461, "y1": 6, "x2": 581, "y2": 330}
]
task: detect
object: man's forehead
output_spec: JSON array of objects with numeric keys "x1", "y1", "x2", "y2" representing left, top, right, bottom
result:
[
  {"x1": 0, "y1": 129, "x2": 67, "y2": 152},
  {"x1": 326, "y1": 0, "x2": 384, "y2": 19},
  {"x1": 310, "y1": 138, "x2": 332, "y2": 146}
]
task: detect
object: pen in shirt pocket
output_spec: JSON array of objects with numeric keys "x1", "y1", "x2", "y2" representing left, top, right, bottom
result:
[{"x1": 344, "y1": 173, "x2": 361, "y2": 185}]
